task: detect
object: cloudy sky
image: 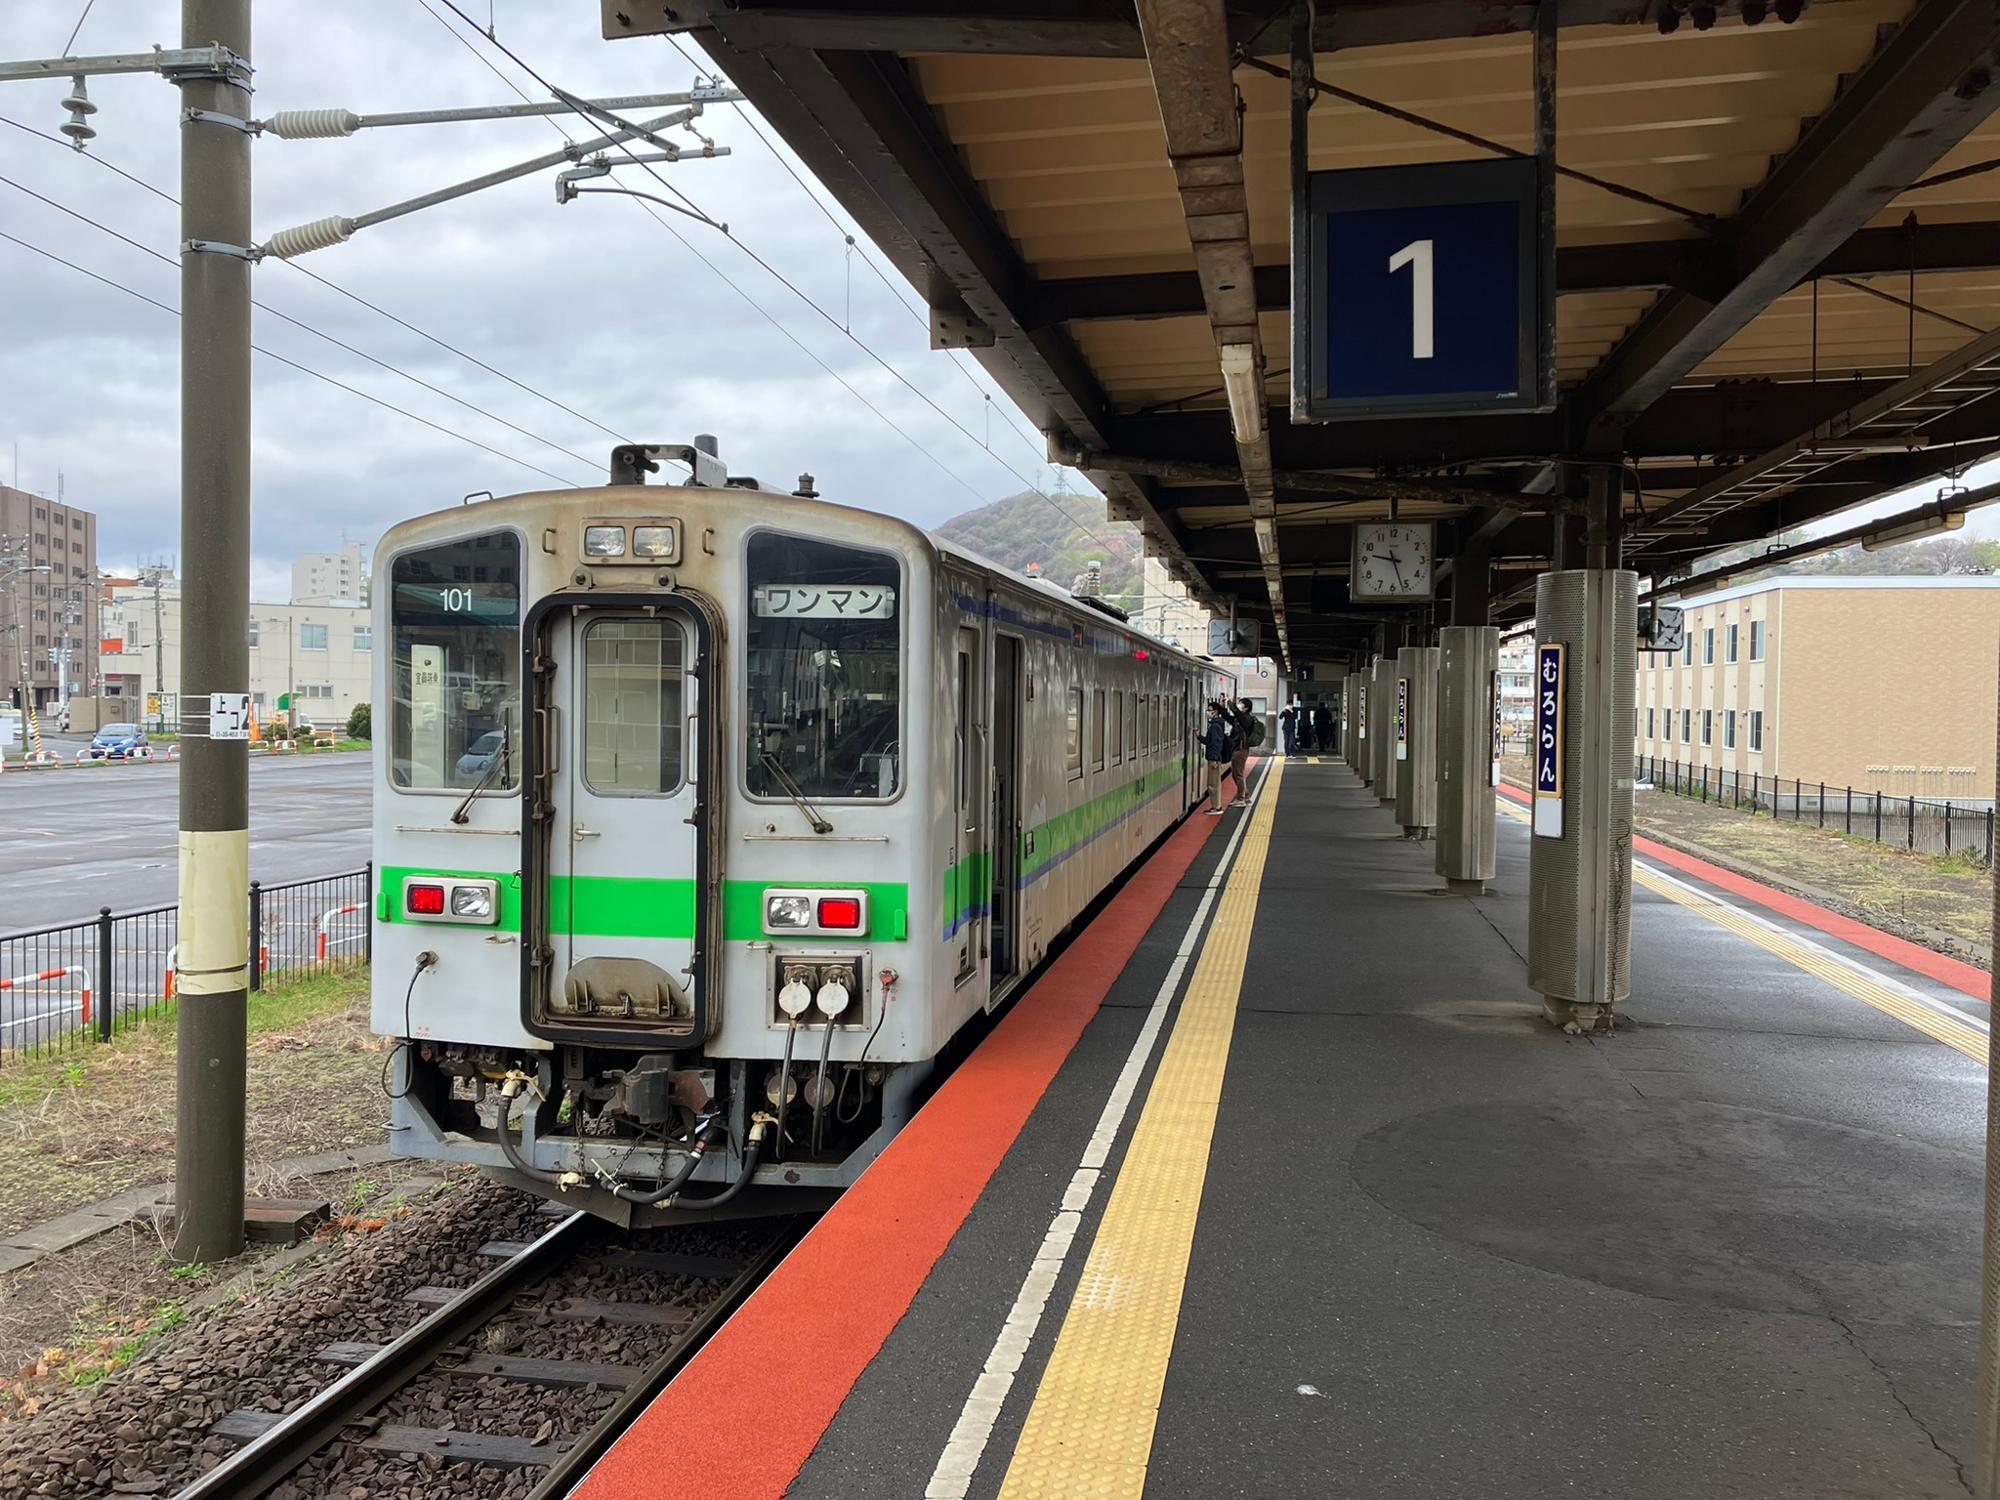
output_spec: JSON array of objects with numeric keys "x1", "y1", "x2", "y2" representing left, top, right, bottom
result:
[
  {"x1": 0, "y1": 1, "x2": 1072, "y2": 600},
  {"x1": 3, "y1": 4, "x2": 1993, "y2": 607}
]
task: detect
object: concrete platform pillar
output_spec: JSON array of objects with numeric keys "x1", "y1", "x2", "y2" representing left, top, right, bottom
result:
[
  {"x1": 1526, "y1": 568, "x2": 1637, "y2": 1033},
  {"x1": 1394, "y1": 645, "x2": 1438, "y2": 837},
  {"x1": 1436, "y1": 625, "x2": 1499, "y2": 893}
]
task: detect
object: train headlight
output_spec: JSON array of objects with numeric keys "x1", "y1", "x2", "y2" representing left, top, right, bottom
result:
[
  {"x1": 765, "y1": 894, "x2": 813, "y2": 930},
  {"x1": 450, "y1": 885, "x2": 494, "y2": 919},
  {"x1": 582, "y1": 524, "x2": 627, "y2": 558},
  {"x1": 633, "y1": 524, "x2": 677, "y2": 559}
]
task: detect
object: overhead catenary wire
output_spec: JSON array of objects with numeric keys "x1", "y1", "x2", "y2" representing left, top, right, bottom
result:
[
  {"x1": 0, "y1": 112, "x2": 639, "y2": 454},
  {"x1": 430, "y1": 0, "x2": 1014, "y2": 508},
  {"x1": 663, "y1": 31, "x2": 1050, "y2": 462},
  {"x1": 0, "y1": 229, "x2": 585, "y2": 489},
  {"x1": 0, "y1": 169, "x2": 604, "y2": 478},
  {"x1": 436, "y1": 4, "x2": 1145, "y2": 563}
]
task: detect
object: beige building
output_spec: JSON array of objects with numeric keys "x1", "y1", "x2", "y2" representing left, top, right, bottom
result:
[
  {"x1": 102, "y1": 560, "x2": 373, "y2": 730},
  {"x1": 1634, "y1": 576, "x2": 2000, "y2": 801},
  {"x1": 0, "y1": 484, "x2": 102, "y2": 710}
]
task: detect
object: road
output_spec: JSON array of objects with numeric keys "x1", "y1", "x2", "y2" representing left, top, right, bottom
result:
[{"x1": 0, "y1": 753, "x2": 372, "y2": 933}]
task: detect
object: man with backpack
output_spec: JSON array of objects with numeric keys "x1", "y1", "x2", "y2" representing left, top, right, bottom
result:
[{"x1": 1228, "y1": 697, "x2": 1260, "y2": 806}]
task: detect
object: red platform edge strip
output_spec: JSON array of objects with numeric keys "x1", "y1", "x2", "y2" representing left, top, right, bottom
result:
[
  {"x1": 1498, "y1": 783, "x2": 1988, "y2": 1000},
  {"x1": 576, "y1": 808, "x2": 1221, "y2": 1500}
]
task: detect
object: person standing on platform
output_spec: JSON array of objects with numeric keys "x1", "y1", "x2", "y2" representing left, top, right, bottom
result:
[
  {"x1": 1228, "y1": 697, "x2": 1256, "y2": 806},
  {"x1": 1313, "y1": 703, "x2": 1333, "y2": 755},
  {"x1": 1296, "y1": 700, "x2": 1315, "y2": 753},
  {"x1": 1202, "y1": 700, "x2": 1234, "y2": 814},
  {"x1": 1280, "y1": 702, "x2": 1297, "y2": 756}
]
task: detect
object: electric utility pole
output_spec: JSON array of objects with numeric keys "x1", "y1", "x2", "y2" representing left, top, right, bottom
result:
[
  {"x1": 172, "y1": 0, "x2": 254, "y2": 1264},
  {"x1": 1, "y1": 12, "x2": 734, "y2": 1268}
]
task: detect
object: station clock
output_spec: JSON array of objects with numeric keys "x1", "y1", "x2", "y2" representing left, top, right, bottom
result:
[{"x1": 1350, "y1": 521, "x2": 1436, "y2": 601}]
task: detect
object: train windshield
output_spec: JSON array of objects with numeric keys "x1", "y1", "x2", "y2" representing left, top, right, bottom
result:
[
  {"x1": 745, "y1": 532, "x2": 901, "y2": 801},
  {"x1": 388, "y1": 531, "x2": 521, "y2": 792}
]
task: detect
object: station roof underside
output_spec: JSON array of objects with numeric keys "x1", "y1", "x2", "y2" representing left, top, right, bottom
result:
[{"x1": 602, "y1": 0, "x2": 2000, "y2": 665}]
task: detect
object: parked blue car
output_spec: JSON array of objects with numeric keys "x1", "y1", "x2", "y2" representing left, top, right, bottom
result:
[{"x1": 90, "y1": 723, "x2": 150, "y2": 760}]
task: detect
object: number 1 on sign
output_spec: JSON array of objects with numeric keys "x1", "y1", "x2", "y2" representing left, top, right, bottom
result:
[{"x1": 1388, "y1": 238, "x2": 1434, "y2": 360}]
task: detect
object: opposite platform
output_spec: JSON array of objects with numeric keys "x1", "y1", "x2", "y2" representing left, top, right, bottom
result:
[{"x1": 583, "y1": 756, "x2": 1984, "y2": 1500}]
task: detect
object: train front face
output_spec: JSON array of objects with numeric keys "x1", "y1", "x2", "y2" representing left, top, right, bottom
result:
[{"x1": 371, "y1": 485, "x2": 934, "y2": 1217}]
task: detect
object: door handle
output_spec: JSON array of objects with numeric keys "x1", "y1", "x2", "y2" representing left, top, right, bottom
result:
[{"x1": 572, "y1": 825, "x2": 601, "y2": 842}]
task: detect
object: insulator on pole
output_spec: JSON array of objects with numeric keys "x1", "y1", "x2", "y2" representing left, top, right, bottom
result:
[
  {"x1": 59, "y1": 75, "x2": 97, "y2": 151},
  {"x1": 261, "y1": 216, "x2": 356, "y2": 260},
  {"x1": 262, "y1": 108, "x2": 361, "y2": 140}
]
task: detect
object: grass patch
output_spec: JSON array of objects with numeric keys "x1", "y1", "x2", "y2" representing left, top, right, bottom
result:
[
  {"x1": 0, "y1": 966, "x2": 368, "y2": 1112},
  {"x1": 0, "y1": 966, "x2": 384, "y2": 1239}
]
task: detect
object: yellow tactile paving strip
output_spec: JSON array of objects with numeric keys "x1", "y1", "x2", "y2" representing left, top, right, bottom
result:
[
  {"x1": 1495, "y1": 797, "x2": 1986, "y2": 1062},
  {"x1": 996, "y1": 761, "x2": 1283, "y2": 1500}
]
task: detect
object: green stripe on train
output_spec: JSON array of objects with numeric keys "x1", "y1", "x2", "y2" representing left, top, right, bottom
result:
[
  {"x1": 940, "y1": 754, "x2": 1193, "y2": 930},
  {"x1": 378, "y1": 867, "x2": 909, "y2": 943},
  {"x1": 1019, "y1": 756, "x2": 1189, "y2": 881}
]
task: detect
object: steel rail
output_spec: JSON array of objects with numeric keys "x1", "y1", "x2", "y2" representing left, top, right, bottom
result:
[
  {"x1": 524, "y1": 1216, "x2": 811, "y2": 1498},
  {"x1": 172, "y1": 1208, "x2": 594, "y2": 1499}
]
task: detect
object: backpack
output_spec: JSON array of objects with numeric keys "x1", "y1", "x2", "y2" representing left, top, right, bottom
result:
[{"x1": 1242, "y1": 715, "x2": 1266, "y2": 748}]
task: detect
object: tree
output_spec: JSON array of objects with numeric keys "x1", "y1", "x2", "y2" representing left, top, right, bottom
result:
[{"x1": 347, "y1": 702, "x2": 372, "y2": 741}]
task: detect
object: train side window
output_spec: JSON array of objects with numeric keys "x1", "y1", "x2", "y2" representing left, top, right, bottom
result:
[
  {"x1": 1127, "y1": 691, "x2": 1138, "y2": 761},
  {"x1": 745, "y1": 532, "x2": 902, "y2": 801},
  {"x1": 1092, "y1": 689, "x2": 1107, "y2": 772},
  {"x1": 581, "y1": 618, "x2": 686, "y2": 794},
  {"x1": 388, "y1": 530, "x2": 521, "y2": 793},
  {"x1": 1066, "y1": 688, "x2": 1083, "y2": 780},
  {"x1": 1109, "y1": 692, "x2": 1123, "y2": 766}
]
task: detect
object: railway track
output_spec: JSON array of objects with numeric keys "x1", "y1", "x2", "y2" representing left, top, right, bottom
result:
[{"x1": 176, "y1": 1208, "x2": 804, "y2": 1499}]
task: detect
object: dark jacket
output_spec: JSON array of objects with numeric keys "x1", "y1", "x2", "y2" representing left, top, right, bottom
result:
[{"x1": 1202, "y1": 717, "x2": 1233, "y2": 763}]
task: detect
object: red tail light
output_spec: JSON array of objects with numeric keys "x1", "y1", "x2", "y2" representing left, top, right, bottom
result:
[
  {"x1": 817, "y1": 896, "x2": 863, "y2": 930},
  {"x1": 407, "y1": 883, "x2": 446, "y2": 916}
]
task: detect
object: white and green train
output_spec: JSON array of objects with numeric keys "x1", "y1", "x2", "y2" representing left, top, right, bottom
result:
[{"x1": 371, "y1": 439, "x2": 1229, "y2": 1221}]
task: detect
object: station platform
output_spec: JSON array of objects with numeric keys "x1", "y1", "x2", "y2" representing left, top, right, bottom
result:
[{"x1": 578, "y1": 757, "x2": 1988, "y2": 1500}]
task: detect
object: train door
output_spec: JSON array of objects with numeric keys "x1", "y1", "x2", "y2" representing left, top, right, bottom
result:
[
  {"x1": 533, "y1": 601, "x2": 706, "y2": 1039},
  {"x1": 1183, "y1": 678, "x2": 1194, "y2": 805},
  {"x1": 989, "y1": 634, "x2": 1022, "y2": 994},
  {"x1": 951, "y1": 625, "x2": 986, "y2": 985}
]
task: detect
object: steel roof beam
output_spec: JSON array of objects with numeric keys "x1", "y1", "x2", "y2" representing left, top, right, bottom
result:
[
  {"x1": 1133, "y1": 0, "x2": 1290, "y2": 659},
  {"x1": 1026, "y1": 219, "x2": 2000, "y2": 326},
  {"x1": 1566, "y1": 0, "x2": 2000, "y2": 448},
  {"x1": 603, "y1": 0, "x2": 1861, "y2": 56},
  {"x1": 681, "y1": 30, "x2": 1220, "y2": 602},
  {"x1": 1108, "y1": 378, "x2": 1908, "y2": 470}
]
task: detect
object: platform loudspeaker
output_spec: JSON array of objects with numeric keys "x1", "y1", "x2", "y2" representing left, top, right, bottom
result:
[
  {"x1": 1436, "y1": 626, "x2": 1499, "y2": 891},
  {"x1": 1526, "y1": 569, "x2": 1637, "y2": 1032}
]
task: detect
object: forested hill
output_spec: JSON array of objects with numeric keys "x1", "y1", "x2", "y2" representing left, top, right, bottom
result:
[{"x1": 933, "y1": 489, "x2": 1144, "y2": 600}]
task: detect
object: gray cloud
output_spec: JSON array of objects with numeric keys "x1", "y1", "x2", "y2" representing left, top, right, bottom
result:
[{"x1": 0, "y1": 1, "x2": 1075, "y2": 602}]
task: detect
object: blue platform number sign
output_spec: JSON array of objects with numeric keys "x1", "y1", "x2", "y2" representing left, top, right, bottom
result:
[
  {"x1": 1533, "y1": 643, "x2": 1565, "y2": 839},
  {"x1": 1394, "y1": 677, "x2": 1409, "y2": 762},
  {"x1": 1294, "y1": 157, "x2": 1549, "y2": 421}
]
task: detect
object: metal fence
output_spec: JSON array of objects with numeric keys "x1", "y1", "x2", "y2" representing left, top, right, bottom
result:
[
  {"x1": 1634, "y1": 755, "x2": 1995, "y2": 867},
  {"x1": 0, "y1": 865, "x2": 372, "y2": 1065}
]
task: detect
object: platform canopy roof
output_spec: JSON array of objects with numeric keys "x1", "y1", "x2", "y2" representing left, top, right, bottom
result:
[{"x1": 600, "y1": 0, "x2": 2000, "y2": 666}]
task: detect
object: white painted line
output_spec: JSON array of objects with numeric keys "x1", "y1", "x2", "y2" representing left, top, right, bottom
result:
[
  {"x1": 923, "y1": 763, "x2": 1274, "y2": 1500},
  {"x1": 1633, "y1": 856, "x2": 1990, "y2": 1034},
  {"x1": 1495, "y1": 792, "x2": 1988, "y2": 1033}
]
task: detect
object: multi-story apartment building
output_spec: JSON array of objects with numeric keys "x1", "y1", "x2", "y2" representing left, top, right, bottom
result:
[
  {"x1": 0, "y1": 485, "x2": 101, "y2": 711},
  {"x1": 292, "y1": 540, "x2": 368, "y2": 605},
  {"x1": 1633, "y1": 576, "x2": 2000, "y2": 801},
  {"x1": 101, "y1": 555, "x2": 374, "y2": 729}
]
